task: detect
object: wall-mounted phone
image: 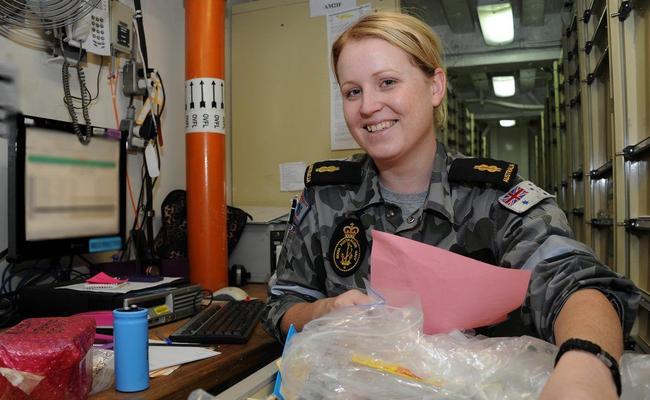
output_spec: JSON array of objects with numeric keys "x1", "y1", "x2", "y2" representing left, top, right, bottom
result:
[{"x1": 65, "y1": 0, "x2": 111, "y2": 56}]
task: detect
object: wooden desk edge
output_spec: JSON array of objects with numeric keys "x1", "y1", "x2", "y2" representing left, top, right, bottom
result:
[{"x1": 90, "y1": 284, "x2": 281, "y2": 400}]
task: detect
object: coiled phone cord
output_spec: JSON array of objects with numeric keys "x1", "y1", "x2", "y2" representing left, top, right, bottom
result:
[{"x1": 61, "y1": 38, "x2": 92, "y2": 145}]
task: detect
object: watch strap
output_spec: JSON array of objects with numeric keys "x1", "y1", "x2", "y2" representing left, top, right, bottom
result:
[{"x1": 554, "y1": 338, "x2": 622, "y2": 397}]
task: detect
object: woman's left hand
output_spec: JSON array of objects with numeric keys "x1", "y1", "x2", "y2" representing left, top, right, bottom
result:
[{"x1": 539, "y1": 350, "x2": 618, "y2": 400}]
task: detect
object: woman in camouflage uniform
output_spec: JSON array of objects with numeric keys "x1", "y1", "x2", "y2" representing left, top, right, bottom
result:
[{"x1": 263, "y1": 11, "x2": 639, "y2": 399}]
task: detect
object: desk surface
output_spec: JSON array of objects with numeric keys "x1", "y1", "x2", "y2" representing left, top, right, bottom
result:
[{"x1": 90, "y1": 284, "x2": 281, "y2": 400}]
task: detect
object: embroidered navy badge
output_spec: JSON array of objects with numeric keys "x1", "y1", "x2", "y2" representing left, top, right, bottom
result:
[{"x1": 328, "y1": 218, "x2": 367, "y2": 277}]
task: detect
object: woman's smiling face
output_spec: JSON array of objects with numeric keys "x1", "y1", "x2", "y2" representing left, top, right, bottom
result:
[{"x1": 336, "y1": 37, "x2": 445, "y2": 168}]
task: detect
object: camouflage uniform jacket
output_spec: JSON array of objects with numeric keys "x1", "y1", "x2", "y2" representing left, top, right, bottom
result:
[{"x1": 262, "y1": 143, "x2": 640, "y2": 343}]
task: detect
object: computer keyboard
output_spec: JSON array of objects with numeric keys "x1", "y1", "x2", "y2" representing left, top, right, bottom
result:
[{"x1": 169, "y1": 299, "x2": 265, "y2": 344}]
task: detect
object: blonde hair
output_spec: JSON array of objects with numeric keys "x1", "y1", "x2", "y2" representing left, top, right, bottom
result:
[{"x1": 332, "y1": 11, "x2": 447, "y2": 128}]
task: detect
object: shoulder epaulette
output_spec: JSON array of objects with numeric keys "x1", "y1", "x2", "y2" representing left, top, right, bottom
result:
[
  {"x1": 304, "y1": 160, "x2": 363, "y2": 187},
  {"x1": 448, "y1": 158, "x2": 518, "y2": 191}
]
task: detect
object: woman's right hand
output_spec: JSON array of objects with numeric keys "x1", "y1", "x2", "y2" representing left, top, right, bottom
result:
[
  {"x1": 312, "y1": 289, "x2": 373, "y2": 320},
  {"x1": 280, "y1": 289, "x2": 373, "y2": 335}
]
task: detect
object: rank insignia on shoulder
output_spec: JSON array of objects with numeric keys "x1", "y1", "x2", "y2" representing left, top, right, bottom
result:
[
  {"x1": 328, "y1": 218, "x2": 367, "y2": 277},
  {"x1": 448, "y1": 158, "x2": 518, "y2": 190},
  {"x1": 304, "y1": 160, "x2": 363, "y2": 187},
  {"x1": 498, "y1": 181, "x2": 554, "y2": 213}
]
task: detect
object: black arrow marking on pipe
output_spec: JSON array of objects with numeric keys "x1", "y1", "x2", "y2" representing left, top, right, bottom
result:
[
  {"x1": 221, "y1": 83, "x2": 224, "y2": 109},
  {"x1": 189, "y1": 82, "x2": 195, "y2": 109},
  {"x1": 211, "y1": 81, "x2": 217, "y2": 108},
  {"x1": 199, "y1": 81, "x2": 205, "y2": 108}
]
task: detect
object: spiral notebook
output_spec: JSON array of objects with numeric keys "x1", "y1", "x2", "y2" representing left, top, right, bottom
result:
[
  {"x1": 59, "y1": 276, "x2": 183, "y2": 293},
  {"x1": 84, "y1": 272, "x2": 128, "y2": 290}
]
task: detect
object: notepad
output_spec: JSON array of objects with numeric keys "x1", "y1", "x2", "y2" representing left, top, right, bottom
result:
[
  {"x1": 58, "y1": 277, "x2": 183, "y2": 293},
  {"x1": 83, "y1": 282, "x2": 128, "y2": 290},
  {"x1": 84, "y1": 272, "x2": 127, "y2": 290}
]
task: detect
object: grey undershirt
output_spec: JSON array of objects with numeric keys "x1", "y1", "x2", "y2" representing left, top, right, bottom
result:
[{"x1": 379, "y1": 181, "x2": 428, "y2": 218}]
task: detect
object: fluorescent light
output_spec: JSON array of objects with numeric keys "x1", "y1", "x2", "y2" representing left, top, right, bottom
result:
[
  {"x1": 492, "y1": 76, "x2": 516, "y2": 97},
  {"x1": 477, "y1": 3, "x2": 514, "y2": 46},
  {"x1": 499, "y1": 119, "x2": 516, "y2": 127}
]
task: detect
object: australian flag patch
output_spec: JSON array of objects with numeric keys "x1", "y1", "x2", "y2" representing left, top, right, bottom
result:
[{"x1": 498, "y1": 181, "x2": 554, "y2": 213}]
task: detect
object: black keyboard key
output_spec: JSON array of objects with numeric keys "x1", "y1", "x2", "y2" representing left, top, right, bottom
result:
[
  {"x1": 169, "y1": 299, "x2": 265, "y2": 344},
  {"x1": 184, "y1": 303, "x2": 222, "y2": 333}
]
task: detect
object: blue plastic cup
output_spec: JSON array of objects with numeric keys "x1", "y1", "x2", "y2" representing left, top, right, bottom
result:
[{"x1": 113, "y1": 306, "x2": 149, "y2": 392}]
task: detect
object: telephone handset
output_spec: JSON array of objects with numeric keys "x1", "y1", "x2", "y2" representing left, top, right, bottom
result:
[{"x1": 65, "y1": 0, "x2": 111, "y2": 56}]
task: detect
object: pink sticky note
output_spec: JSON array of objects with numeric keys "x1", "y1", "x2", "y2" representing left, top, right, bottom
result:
[
  {"x1": 85, "y1": 272, "x2": 126, "y2": 284},
  {"x1": 370, "y1": 230, "x2": 531, "y2": 335}
]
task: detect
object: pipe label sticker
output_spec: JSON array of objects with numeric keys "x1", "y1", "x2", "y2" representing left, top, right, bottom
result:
[{"x1": 185, "y1": 77, "x2": 225, "y2": 134}]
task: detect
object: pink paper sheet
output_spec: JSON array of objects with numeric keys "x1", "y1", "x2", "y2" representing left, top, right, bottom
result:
[
  {"x1": 85, "y1": 271, "x2": 126, "y2": 284},
  {"x1": 370, "y1": 230, "x2": 531, "y2": 334}
]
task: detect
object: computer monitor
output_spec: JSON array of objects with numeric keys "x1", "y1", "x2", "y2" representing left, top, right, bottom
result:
[{"x1": 7, "y1": 114, "x2": 126, "y2": 262}]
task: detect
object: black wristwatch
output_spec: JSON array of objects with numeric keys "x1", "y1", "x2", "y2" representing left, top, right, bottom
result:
[{"x1": 554, "y1": 338, "x2": 622, "y2": 397}]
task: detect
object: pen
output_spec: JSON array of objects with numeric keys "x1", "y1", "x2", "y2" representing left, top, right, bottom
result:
[{"x1": 288, "y1": 197, "x2": 298, "y2": 224}]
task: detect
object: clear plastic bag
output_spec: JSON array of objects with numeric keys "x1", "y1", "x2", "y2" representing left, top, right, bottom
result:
[
  {"x1": 89, "y1": 348, "x2": 115, "y2": 395},
  {"x1": 621, "y1": 352, "x2": 650, "y2": 400},
  {"x1": 280, "y1": 304, "x2": 650, "y2": 399}
]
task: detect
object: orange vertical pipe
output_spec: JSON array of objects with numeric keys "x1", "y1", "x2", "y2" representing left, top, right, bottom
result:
[{"x1": 185, "y1": 0, "x2": 227, "y2": 291}]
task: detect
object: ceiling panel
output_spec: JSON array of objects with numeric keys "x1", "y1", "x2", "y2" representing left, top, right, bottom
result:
[
  {"x1": 519, "y1": 68, "x2": 538, "y2": 91},
  {"x1": 441, "y1": 0, "x2": 474, "y2": 33},
  {"x1": 402, "y1": 0, "x2": 571, "y2": 120},
  {"x1": 522, "y1": 0, "x2": 546, "y2": 26}
]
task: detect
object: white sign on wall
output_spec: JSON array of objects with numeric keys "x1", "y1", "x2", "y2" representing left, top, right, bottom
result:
[
  {"x1": 327, "y1": 4, "x2": 371, "y2": 150},
  {"x1": 280, "y1": 161, "x2": 307, "y2": 191},
  {"x1": 310, "y1": 0, "x2": 357, "y2": 17}
]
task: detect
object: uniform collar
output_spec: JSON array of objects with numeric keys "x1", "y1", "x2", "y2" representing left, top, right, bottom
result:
[
  {"x1": 349, "y1": 142, "x2": 454, "y2": 221},
  {"x1": 350, "y1": 155, "x2": 384, "y2": 211}
]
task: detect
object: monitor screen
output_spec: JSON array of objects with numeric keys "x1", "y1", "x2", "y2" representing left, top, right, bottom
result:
[{"x1": 8, "y1": 115, "x2": 126, "y2": 262}]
